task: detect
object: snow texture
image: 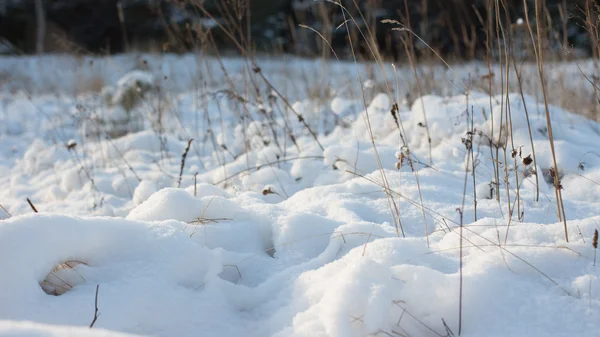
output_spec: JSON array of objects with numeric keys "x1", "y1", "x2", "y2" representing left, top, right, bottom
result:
[{"x1": 0, "y1": 55, "x2": 599, "y2": 337}]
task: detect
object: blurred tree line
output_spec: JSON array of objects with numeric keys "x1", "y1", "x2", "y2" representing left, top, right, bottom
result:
[{"x1": 0, "y1": 0, "x2": 596, "y2": 59}]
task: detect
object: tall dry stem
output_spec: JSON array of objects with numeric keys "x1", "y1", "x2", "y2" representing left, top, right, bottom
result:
[{"x1": 523, "y1": 0, "x2": 569, "y2": 241}]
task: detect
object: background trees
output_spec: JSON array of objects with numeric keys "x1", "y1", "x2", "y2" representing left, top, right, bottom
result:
[{"x1": 0, "y1": 0, "x2": 595, "y2": 59}]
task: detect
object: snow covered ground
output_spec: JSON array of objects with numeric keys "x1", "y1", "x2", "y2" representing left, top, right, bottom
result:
[{"x1": 0, "y1": 54, "x2": 599, "y2": 336}]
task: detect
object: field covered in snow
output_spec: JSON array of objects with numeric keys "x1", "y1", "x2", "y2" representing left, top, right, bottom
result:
[{"x1": 1, "y1": 54, "x2": 600, "y2": 336}]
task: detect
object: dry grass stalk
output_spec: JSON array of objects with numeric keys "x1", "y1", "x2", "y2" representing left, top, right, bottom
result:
[
  {"x1": 592, "y1": 228, "x2": 598, "y2": 309},
  {"x1": 347, "y1": 168, "x2": 571, "y2": 297},
  {"x1": 89, "y1": 284, "x2": 100, "y2": 328},
  {"x1": 335, "y1": 1, "x2": 405, "y2": 246},
  {"x1": 40, "y1": 260, "x2": 87, "y2": 296},
  {"x1": 522, "y1": 0, "x2": 569, "y2": 241},
  {"x1": 329, "y1": 2, "x2": 438, "y2": 243},
  {"x1": 192, "y1": 2, "x2": 324, "y2": 152},
  {"x1": 177, "y1": 138, "x2": 194, "y2": 188},
  {"x1": 458, "y1": 102, "x2": 473, "y2": 335},
  {"x1": 0, "y1": 204, "x2": 11, "y2": 218},
  {"x1": 26, "y1": 198, "x2": 38, "y2": 213},
  {"x1": 456, "y1": 208, "x2": 463, "y2": 336},
  {"x1": 593, "y1": 229, "x2": 598, "y2": 266},
  {"x1": 401, "y1": 0, "x2": 433, "y2": 166},
  {"x1": 512, "y1": 53, "x2": 540, "y2": 203}
]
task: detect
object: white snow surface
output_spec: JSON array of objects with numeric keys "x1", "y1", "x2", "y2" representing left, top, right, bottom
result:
[
  {"x1": 0, "y1": 321, "x2": 138, "y2": 337},
  {"x1": 0, "y1": 55, "x2": 599, "y2": 337}
]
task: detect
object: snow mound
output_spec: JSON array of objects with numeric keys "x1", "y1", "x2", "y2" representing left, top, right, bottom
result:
[
  {"x1": 132, "y1": 180, "x2": 157, "y2": 205},
  {"x1": 3, "y1": 54, "x2": 600, "y2": 336},
  {"x1": 127, "y1": 188, "x2": 243, "y2": 222},
  {"x1": 0, "y1": 212, "x2": 597, "y2": 336},
  {"x1": 0, "y1": 214, "x2": 221, "y2": 335}
]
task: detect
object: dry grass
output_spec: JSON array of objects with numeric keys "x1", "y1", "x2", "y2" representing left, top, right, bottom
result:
[{"x1": 40, "y1": 260, "x2": 87, "y2": 296}]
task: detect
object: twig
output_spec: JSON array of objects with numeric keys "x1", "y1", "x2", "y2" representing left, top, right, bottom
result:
[
  {"x1": 335, "y1": 3, "x2": 404, "y2": 249},
  {"x1": 0, "y1": 203, "x2": 11, "y2": 218},
  {"x1": 442, "y1": 318, "x2": 456, "y2": 337},
  {"x1": 456, "y1": 209, "x2": 463, "y2": 336},
  {"x1": 592, "y1": 229, "x2": 598, "y2": 310},
  {"x1": 89, "y1": 285, "x2": 100, "y2": 328},
  {"x1": 523, "y1": 0, "x2": 568, "y2": 241},
  {"x1": 577, "y1": 225, "x2": 586, "y2": 243},
  {"x1": 470, "y1": 106, "x2": 477, "y2": 222},
  {"x1": 177, "y1": 138, "x2": 194, "y2": 188},
  {"x1": 392, "y1": 301, "x2": 444, "y2": 336},
  {"x1": 26, "y1": 198, "x2": 38, "y2": 213},
  {"x1": 593, "y1": 229, "x2": 598, "y2": 266}
]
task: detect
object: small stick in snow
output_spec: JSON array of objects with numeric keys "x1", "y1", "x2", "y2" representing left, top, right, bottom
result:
[
  {"x1": 456, "y1": 208, "x2": 464, "y2": 336},
  {"x1": 458, "y1": 104, "x2": 471, "y2": 335},
  {"x1": 469, "y1": 106, "x2": 477, "y2": 223},
  {"x1": 193, "y1": 172, "x2": 199, "y2": 197},
  {"x1": 334, "y1": 231, "x2": 347, "y2": 244},
  {"x1": 577, "y1": 225, "x2": 586, "y2": 243},
  {"x1": 0, "y1": 203, "x2": 11, "y2": 218},
  {"x1": 442, "y1": 318, "x2": 456, "y2": 337},
  {"x1": 177, "y1": 139, "x2": 194, "y2": 188},
  {"x1": 591, "y1": 230, "x2": 598, "y2": 310},
  {"x1": 26, "y1": 198, "x2": 38, "y2": 213},
  {"x1": 89, "y1": 285, "x2": 100, "y2": 328},
  {"x1": 593, "y1": 229, "x2": 598, "y2": 266}
]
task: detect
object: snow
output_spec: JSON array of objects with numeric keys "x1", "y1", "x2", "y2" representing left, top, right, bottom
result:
[
  {"x1": 0, "y1": 54, "x2": 599, "y2": 336},
  {"x1": 0, "y1": 321, "x2": 138, "y2": 336},
  {"x1": 132, "y1": 180, "x2": 157, "y2": 205}
]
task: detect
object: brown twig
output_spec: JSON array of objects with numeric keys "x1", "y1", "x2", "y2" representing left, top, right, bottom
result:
[
  {"x1": 26, "y1": 198, "x2": 38, "y2": 213},
  {"x1": 593, "y1": 229, "x2": 598, "y2": 266},
  {"x1": 0, "y1": 204, "x2": 11, "y2": 218},
  {"x1": 89, "y1": 284, "x2": 100, "y2": 328},
  {"x1": 177, "y1": 138, "x2": 194, "y2": 188},
  {"x1": 592, "y1": 229, "x2": 598, "y2": 309},
  {"x1": 456, "y1": 208, "x2": 463, "y2": 336},
  {"x1": 523, "y1": 0, "x2": 569, "y2": 241}
]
